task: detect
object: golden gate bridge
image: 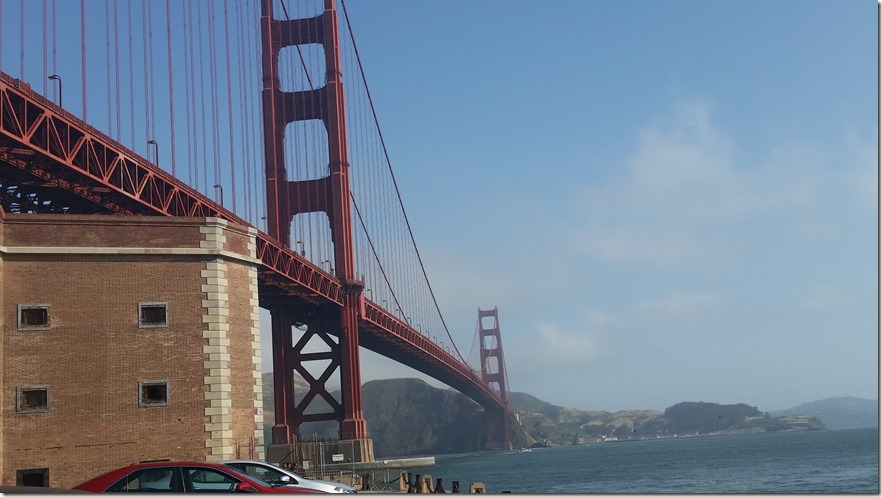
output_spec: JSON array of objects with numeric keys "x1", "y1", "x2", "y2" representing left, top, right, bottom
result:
[{"x1": 0, "y1": 0, "x2": 512, "y2": 457}]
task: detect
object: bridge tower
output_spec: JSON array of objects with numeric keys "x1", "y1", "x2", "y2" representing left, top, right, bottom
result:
[
  {"x1": 260, "y1": 0, "x2": 372, "y2": 461},
  {"x1": 478, "y1": 308, "x2": 513, "y2": 450}
]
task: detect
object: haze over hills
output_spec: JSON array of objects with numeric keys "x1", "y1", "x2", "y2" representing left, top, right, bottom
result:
[
  {"x1": 261, "y1": 374, "x2": 876, "y2": 457},
  {"x1": 770, "y1": 397, "x2": 878, "y2": 430}
]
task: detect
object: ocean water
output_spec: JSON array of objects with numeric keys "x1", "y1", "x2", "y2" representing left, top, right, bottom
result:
[{"x1": 398, "y1": 428, "x2": 878, "y2": 494}]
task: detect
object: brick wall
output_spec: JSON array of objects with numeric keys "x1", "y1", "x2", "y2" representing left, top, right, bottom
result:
[{"x1": 0, "y1": 213, "x2": 263, "y2": 488}]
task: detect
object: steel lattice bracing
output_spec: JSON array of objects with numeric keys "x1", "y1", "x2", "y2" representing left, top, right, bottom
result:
[
  {"x1": 260, "y1": 0, "x2": 369, "y2": 446},
  {"x1": 0, "y1": 67, "x2": 506, "y2": 450}
]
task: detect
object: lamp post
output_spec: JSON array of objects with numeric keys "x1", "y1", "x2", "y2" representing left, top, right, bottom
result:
[
  {"x1": 48, "y1": 74, "x2": 62, "y2": 107},
  {"x1": 295, "y1": 240, "x2": 305, "y2": 256},
  {"x1": 147, "y1": 139, "x2": 158, "y2": 166},
  {"x1": 213, "y1": 184, "x2": 224, "y2": 207}
]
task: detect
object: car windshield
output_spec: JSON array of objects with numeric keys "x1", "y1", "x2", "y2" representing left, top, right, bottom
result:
[
  {"x1": 229, "y1": 463, "x2": 289, "y2": 486},
  {"x1": 220, "y1": 464, "x2": 272, "y2": 488}
]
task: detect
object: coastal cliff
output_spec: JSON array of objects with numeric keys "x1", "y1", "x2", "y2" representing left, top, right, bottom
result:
[{"x1": 262, "y1": 375, "x2": 842, "y2": 458}]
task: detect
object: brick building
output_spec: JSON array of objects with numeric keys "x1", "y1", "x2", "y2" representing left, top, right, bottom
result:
[{"x1": 0, "y1": 210, "x2": 265, "y2": 488}]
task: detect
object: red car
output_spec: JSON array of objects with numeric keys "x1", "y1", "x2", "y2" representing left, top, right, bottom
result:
[{"x1": 73, "y1": 461, "x2": 324, "y2": 493}]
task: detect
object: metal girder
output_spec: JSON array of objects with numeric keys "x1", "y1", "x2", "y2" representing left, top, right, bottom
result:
[
  {"x1": 0, "y1": 65, "x2": 509, "y2": 431},
  {"x1": 360, "y1": 300, "x2": 501, "y2": 411},
  {"x1": 0, "y1": 71, "x2": 342, "y2": 308}
]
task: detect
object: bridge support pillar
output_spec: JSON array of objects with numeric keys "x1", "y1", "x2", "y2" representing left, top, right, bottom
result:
[
  {"x1": 270, "y1": 309, "x2": 295, "y2": 444},
  {"x1": 261, "y1": 0, "x2": 373, "y2": 461},
  {"x1": 339, "y1": 282, "x2": 369, "y2": 442}
]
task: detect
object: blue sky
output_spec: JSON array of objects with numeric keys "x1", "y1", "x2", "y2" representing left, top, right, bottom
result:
[
  {"x1": 1, "y1": 0, "x2": 876, "y2": 414},
  {"x1": 339, "y1": 0, "x2": 878, "y2": 412}
]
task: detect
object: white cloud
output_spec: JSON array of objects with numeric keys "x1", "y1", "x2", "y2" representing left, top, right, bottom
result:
[
  {"x1": 567, "y1": 98, "x2": 744, "y2": 267},
  {"x1": 802, "y1": 284, "x2": 848, "y2": 312},
  {"x1": 503, "y1": 320, "x2": 607, "y2": 376},
  {"x1": 565, "y1": 96, "x2": 874, "y2": 277}
]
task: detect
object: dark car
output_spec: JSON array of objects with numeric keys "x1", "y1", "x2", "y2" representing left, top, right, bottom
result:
[{"x1": 73, "y1": 461, "x2": 324, "y2": 493}]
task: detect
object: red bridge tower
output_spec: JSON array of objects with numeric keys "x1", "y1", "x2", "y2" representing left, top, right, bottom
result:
[
  {"x1": 478, "y1": 308, "x2": 513, "y2": 450},
  {"x1": 260, "y1": 0, "x2": 372, "y2": 461}
]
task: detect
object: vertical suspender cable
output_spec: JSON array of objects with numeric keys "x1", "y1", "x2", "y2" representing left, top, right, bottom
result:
[
  {"x1": 235, "y1": 0, "x2": 252, "y2": 222},
  {"x1": 127, "y1": 1, "x2": 135, "y2": 146},
  {"x1": 197, "y1": 1, "x2": 209, "y2": 193},
  {"x1": 113, "y1": 0, "x2": 121, "y2": 141},
  {"x1": 20, "y1": 0, "x2": 25, "y2": 79},
  {"x1": 142, "y1": 1, "x2": 151, "y2": 155},
  {"x1": 81, "y1": 0, "x2": 87, "y2": 120},
  {"x1": 147, "y1": 0, "x2": 157, "y2": 158},
  {"x1": 280, "y1": 0, "x2": 306, "y2": 252},
  {"x1": 184, "y1": 1, "x2": 198, "y2": 188},
  {"x1": 43, "y1": 0, "x2": 47, "y2": 95},
  {"x1": 105, "y1": 0, "x2": 112, "y2": 135},
  {"x1": 208, "y1": 1, "x2": 221, "y2": 195},
  {"x1": 340, "y1": 0, "x2": 460, "y2": 356},
  {"x1": 165, "y1": 0, "x2": 177, "y2": 176},
  {"x1": 51, "y1": 0, "x2": 56, "y2": 75},
  {"x1": 222, "y1": 0, "x2": 237, "y2": 212},
  {"x1": 247, "y1": 0, "x2": 263, "y2": 228}
]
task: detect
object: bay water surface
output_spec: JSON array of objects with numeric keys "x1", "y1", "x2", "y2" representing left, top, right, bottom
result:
[{"x1": 395, "y1": 428, "x2": 878, "y2": 493}]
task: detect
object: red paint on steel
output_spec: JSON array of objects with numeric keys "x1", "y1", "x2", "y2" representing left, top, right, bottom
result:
[
  {"x1": 0, "y1": 1, "x2": 509, "y2": 444},
  {"x1": 478, "y1": 308, "x2": 513, "y2": 450},
  {"x1": 259, "y1": 0, "x2": 367, "y2": 442},
  {"x1": 0, "y1": 71, "x2": 341, "y2": 306}
]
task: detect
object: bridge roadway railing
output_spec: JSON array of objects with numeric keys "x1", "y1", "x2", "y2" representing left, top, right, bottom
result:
[{"x1": 0, "y1": 70, "x2": 505, "y2": 413}]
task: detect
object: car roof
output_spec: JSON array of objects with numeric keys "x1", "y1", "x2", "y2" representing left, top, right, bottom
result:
[{"x1": 75, "y1": 461, "x2": 273, "y2": 491}]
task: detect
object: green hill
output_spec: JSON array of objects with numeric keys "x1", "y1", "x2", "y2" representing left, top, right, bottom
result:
[
  {"x1": 262, "y1": 374, "x2": 834, "y2": 457},
  {"x1": 771, "y1": 397, "x2": 878, "y2": 430}
]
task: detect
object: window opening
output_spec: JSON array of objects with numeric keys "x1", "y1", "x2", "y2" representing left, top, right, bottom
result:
[
  {"x1": 18, "y1": 304, "x2": 50, "y2": 331},
  {"x1": 16, "y1": 386, "x2": 50, "y2": 413},
  {"x1": 139, "y1": 302, "x2": 169, "y2": 328},
  {"x1": 139, "y1": 381, "x2": 170, "y2": 407},
  {"x1": 16, "y1": 468, "x2": 49, "y2": 487}
]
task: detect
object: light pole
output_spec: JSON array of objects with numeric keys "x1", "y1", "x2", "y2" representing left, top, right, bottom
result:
[
  {"x1": 48, "y1": 74, "x2": 62, "y2": 107},
  {"x1": 213, "y1": 184, "x2": 224, "y2": 207},
  {"x1": 295, "y1": 240, "x2": 305, "y2": 256},
  {"x1": 147, "y1": 139, "x2": 158, "y2": 166}
]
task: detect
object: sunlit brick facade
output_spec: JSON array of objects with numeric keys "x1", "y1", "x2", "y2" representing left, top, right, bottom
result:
[{"x1": 0, "y1": 211, "x2": 265, "y2": 488}]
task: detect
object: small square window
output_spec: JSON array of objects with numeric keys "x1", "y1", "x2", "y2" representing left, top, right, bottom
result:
[
  {"x1": 16, "y1": 386, "x2": 50, "y2": 413},
  {"x1": 18, "y1": 304, "x2": 50, "y2": 331},
  {"x1": 139, "y1": 381, "x2": 169, "y2": 407},
  {"x1": 138, "y1": 302, "x2": 168, "y2": 328},
  {"x1": 16, "y1": 468, "x2": 49, "y2": 487}
]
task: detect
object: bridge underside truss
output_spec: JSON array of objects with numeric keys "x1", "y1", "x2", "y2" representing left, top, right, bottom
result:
[{"x1": 0, "y1": 70, "x2": 508, "y2": 435}]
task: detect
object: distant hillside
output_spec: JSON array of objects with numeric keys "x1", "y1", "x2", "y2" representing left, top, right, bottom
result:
[
  {"x1": 261, "y1": 374, "x2": 833, "y2": 457},
  {"x1": 771, "y1": 397, "x2": 878, "y2": 430},
  {"x1": 361, "y1": 378, "x2": 488, "y2": 456}
]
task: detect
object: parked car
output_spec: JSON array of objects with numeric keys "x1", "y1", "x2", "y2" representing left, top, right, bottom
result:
[
  {"x1": 0, "y1": 487, "x2": 88, "y2": 493},
  {"x1": 223, "y1": 460, "x2": 357, "y2": 493},
  {"x1": 73, "y1": 461, "x2": 325, "y2": 493}
]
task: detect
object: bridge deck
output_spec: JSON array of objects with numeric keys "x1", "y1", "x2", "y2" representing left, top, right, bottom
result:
[{"x1": 0, "y1": 70, "x2": 503, "y2": 412}]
